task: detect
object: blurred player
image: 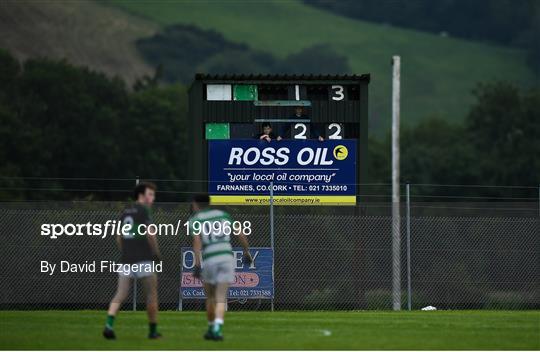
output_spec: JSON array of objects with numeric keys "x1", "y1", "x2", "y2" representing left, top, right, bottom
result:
[
  {"x1": 103, "y1": 182, "x2": 162, "y2": 340},
  {"x1": 190, "y1": 194, "x2": 252, "y2": 341}
]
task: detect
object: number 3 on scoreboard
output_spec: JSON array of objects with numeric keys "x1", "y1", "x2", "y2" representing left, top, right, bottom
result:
[{"x1": 331, "y1": 85, "x2": 345, "y2": 101}]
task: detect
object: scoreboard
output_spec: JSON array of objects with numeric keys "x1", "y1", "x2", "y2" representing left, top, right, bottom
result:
[{"x1": 188, "y1": 74, "x2": 369, "y2": 205}]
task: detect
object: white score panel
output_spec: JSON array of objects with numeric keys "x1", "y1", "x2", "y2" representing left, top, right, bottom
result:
[{"x1": 206, "y1": 84, "x2": 232, "y2": 101}]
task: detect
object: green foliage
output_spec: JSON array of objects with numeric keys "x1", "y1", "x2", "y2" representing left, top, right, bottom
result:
[
  {"x1": 123, "y1": 83, "x2": 188, "y2": 181},
  {"x1": 305, "y1": 0, "x2": 536, "y2": 45},
  {"x1": 302, "y1": 287, "x2": 338, "y2": 308},
  {"x1": 467, "y1": 81, "x2": 540, "y2": 186},
  {"x1": 136, "y1": 25, "x2": 253, "y2": 82},
  {"x1": 0, "y1": 50, "x2": 25, "y2": 199},
  {"x1": 0, "y1": 50, "x2": 188, "y2": 200},
  {"x1": 368, "y1": 118, "x2": 478, "y2": 185},
  {"x1": 17, "y1": 58, "x2": 128, "y2": 179},
  {"x1": 279, "y1": 44, "x2": 349, "y2": 74},
  {"x1": 200, "y1": 49, "x2": 276, "y2": 76},
  {"x1": 135, "y1": 25, "x2": 349, "y2": 83},
  {"x1": 401, "y1": 118, "x2": 479, "y2": 186},
  {"x1": 484, "y1": 291, "x2": 536, "y2": 309},
  {"x1": 365, "y1": 289, "x2": 428, "y2": 310},
  {"x1": 0, "y1": 48, "x2": 21, "y2": 102},
  {"x1": 304, "y1": 0, "x2": 540, "y2": 75},
  {"x1": 305, "y1": 0, "x2": 540, "y2": 74},
  {"x1": 369, "y1": 81, "x2": 540, "y2": 192},
  {"x1": 367, "y1": 136, "x2": 389, "y2": 183}
]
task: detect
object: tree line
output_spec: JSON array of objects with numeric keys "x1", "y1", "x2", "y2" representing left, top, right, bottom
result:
[
  {"x1": 306, "y1": 0, "x2": 540, "y2": 75},
  {"x1": 136, "y1": 25, "x2": 351, "y2": 84}
]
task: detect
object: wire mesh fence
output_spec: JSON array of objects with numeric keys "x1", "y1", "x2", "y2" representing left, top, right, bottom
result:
[{"x1": 0, "y1": 181, "x2": 538, "y2": 311}]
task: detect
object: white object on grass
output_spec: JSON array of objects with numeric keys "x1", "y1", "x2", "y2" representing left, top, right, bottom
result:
[
  {"x1": 421, "y1": 305, "x2": 437, "y2": 311},
  {"x1": 320, "y1": 329, "x2": 332, "y2": 336}
]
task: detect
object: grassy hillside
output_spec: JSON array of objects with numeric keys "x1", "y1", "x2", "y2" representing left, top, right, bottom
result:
[
  {"x1": 107, "y1": 0, "x2": 536, "y2": 133},
  {"x1": 0, "y1": 0, "x2": 157, "y2": 85}
]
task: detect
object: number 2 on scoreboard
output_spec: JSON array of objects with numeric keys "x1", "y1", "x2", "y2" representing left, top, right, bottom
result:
[
  {"x1": 293, "y1": 123, "x2": 308, "y2": 139},
  {"x1": 327, "y1": 123, "x2": 343, "y2": 140}
]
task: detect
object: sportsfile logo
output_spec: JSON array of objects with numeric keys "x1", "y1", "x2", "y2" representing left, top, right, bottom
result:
[
  {"x1": 40, "y1": 220, "x2": 252, "y2": 239},
  {"x1": 227, "y1": 145, "x2": 348, "y2": 166}
]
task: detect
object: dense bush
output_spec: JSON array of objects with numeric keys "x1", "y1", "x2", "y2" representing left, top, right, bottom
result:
[{"x1": 0, "y1": 49, "x2": 187, "y2": 201}]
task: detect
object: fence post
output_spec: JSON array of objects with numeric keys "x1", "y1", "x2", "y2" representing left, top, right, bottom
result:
[
  {"x1": 270, "y1": 181, "x2": 275, "y2": 312},
  {"x1": 133, "y1": 176, "x2": 139, "y2": 312},
  {"x1": 406, "y1": 183, "x2": 412, "y2": 311}
]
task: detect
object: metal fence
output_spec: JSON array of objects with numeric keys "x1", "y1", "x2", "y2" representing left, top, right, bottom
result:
[{"x1": 0, "y1": 183, "x2": 538, "y2": 311}]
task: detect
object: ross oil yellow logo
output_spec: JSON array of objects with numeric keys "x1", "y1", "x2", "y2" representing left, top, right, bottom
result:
[{"x1": 333, "y1": 145, "x2": 348, "y2": 160}]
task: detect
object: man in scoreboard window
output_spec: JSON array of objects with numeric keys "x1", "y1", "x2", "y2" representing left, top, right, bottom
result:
[
  {"x1": 256, "y1": 122, "x2": 282, "y2": 142},
  {"x1": 293, "y1": 106, "x2": 308, "y2": 119},
  {"x1": 284, "y1": 106, "x2": 324, "y2": 141}
]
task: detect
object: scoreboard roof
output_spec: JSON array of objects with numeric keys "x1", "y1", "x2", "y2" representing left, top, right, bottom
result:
[{"x1": 193, "y1": 73, "x2": 370, "y2": 84}]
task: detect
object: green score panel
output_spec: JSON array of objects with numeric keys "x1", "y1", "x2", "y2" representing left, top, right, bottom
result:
[
  {"x1": 205, "y1": 123, "x2": 230, "y2": 140},
  {"x1": 233, "y1": 84, "x2": 258, "y2": 101}
]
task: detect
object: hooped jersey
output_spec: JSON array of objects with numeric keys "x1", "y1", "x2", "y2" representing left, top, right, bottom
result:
[{"x1": 189, "y1": 208, "x2": 233, "y2": 265}]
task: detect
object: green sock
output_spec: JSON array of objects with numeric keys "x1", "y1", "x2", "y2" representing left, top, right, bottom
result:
[
  {"x1": 105, "y1": 315, "x2": 115, "y2": 329},
  {"x1": 149, "y1": 323, "x2": 158, "y2": 335}
]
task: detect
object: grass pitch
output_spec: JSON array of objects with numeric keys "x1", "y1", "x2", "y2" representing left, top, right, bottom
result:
[{"x1": 0, "y1": 310, "x2": 538, "y2": 350}]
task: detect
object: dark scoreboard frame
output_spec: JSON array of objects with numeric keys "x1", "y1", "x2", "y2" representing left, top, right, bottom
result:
[{"x1": 188, "y1": 73, "x2": 370, "y2": 199}]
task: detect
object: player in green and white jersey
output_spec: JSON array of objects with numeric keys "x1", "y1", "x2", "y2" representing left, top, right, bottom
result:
[{"x1": 190, "y1": 194, "x2": 252, "y2": 341}]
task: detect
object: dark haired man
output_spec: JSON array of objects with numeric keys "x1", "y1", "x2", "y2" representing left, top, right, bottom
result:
[
  {"x1": 103, "y1": 182, "x2": 162, "y2": 340},
  {"x1": 189, "y1": 194, "x2": 252, "y2": 341},
  {"x1": 256, "y1": 122, "x2": 282, "y2": 142}
]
